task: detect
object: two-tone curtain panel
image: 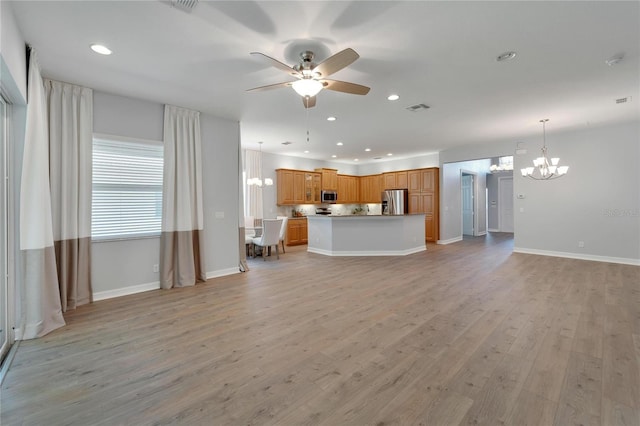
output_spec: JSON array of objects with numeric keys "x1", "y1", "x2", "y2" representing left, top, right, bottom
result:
[
  {"x1": 20, "y1": 48, "x2": 65, "y2": 339},
  {"x1": 45, "y1": 79, "x2": 93, "y2": 311},
  {"x1": 160, "y1": 105, "x2": 205, "y2": 289}
]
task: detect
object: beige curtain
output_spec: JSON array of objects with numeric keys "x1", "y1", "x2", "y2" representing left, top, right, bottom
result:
[
  {"x1": 20, "y1": 48, "x2": 65, "y2": 339},
  {"x1": 245, "y1": 149, "x2": 263, "y2": 219},
  {"x1": 160, "y1": 105, "x2": 205, "y2": 289},
  {"x1": 45, "y1": 79, "x2": 93, "y2": 311},
  {"x1": 239, "y1": 140, "x2": 249, "y2": 272}
]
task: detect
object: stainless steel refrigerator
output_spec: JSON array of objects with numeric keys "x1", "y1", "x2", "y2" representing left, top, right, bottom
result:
[{"x1": 381, "y1": 189, "x2": 408, "y2": 215}]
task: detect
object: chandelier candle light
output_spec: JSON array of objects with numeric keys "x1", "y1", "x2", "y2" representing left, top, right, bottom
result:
[
  {"x1": 247, "y1": 141, "x2": 273, "y2": 187},
  {"x1": 521, "y1": 119, "x2": 569, "y2": 180}
]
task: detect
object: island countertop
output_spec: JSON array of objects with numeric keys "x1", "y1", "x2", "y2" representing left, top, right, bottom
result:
[{"x1": 307, "y1": 213, "x2": 426, "y2": 256}]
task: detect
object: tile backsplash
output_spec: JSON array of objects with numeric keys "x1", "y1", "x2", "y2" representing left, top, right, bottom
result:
[{"x1": 277, "y1": 203, "x2": 381, "y2": 217}]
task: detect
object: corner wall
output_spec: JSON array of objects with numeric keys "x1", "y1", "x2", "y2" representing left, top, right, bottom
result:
[
  {"x1": 513, "y1": 121, "x2": 640, "y2": 264},
  {"x1": 92, "y1": 91, "x2": 241, "y2": 299}
]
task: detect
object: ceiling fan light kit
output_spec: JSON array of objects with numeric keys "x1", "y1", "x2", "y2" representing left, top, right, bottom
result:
[
  {"x1": 292, "y1": 79, "x2": 323, "y2": 97},
  {"x1": 248, "y1": 47, "x2": 370, "y2": 108},
  {"x1": 521, "y1": 119, "x2": 569, "y2": 180}
]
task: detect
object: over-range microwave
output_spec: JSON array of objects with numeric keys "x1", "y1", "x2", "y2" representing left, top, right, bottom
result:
[{"x1": 321, "y1": 190, "x2": 337, "y2": 204}]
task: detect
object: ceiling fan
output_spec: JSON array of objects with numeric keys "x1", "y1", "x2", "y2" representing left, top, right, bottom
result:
[{"x1": 246, "y1": 48, "x2": 370, "y2": 108}]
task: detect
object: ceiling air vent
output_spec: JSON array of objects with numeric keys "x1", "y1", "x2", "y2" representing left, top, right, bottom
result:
[
  {"x1": 616, "y1": 96, "x2": 632, "y2": 104},
  {"x1": 281, "y1": 141, "x2": 293, "y2": 145},
  {"x1": 406, "y1": 103, "x2": 430, "y2": 112},
  {"x1": 171, "y1": 0, "x2": 198, "y2": 13}
]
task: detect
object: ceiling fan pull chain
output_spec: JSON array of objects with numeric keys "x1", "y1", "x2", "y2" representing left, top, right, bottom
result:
[{"x1": 306, "y1": 102, "x2": 310, "y2": 143}]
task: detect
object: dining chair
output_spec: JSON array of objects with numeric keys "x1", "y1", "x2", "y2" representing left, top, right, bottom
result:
[
  {"x1": 252, "y1": 219, "x2": 283, "y2": 261},
  {"x1": 276, "y1": 215, "x2": 288, "y2": 253}
]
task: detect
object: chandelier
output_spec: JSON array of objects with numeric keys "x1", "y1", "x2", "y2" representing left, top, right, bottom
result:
[
  {"x1": 520, "y1": 119, "x2": 569, "y2": 180},
  {"x1": 247, "y1": 142, "x2": 273, "y2": 187}
]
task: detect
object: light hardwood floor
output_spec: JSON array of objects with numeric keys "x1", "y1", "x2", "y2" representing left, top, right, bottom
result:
[{"x1": 2, "y1": 233, "x2": 639, "y2": 425}]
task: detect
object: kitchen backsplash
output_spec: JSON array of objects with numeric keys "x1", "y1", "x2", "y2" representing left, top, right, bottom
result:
[{"x1": 277, "y1": 203, "x2": 382, "y2": 217}]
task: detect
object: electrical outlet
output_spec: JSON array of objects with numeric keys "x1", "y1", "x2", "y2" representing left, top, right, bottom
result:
[
  {"x1": 578, "y1": 241, "x2": 585, "y2": 248},
  {"x1": 153, "y1": 264, "x2": 159, "y2": 272}
]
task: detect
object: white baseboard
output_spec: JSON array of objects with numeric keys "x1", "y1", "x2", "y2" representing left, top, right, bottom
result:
[
  {"x1": 513, "y1": 247, "x2": 640, "y2": 266},
  {"x1": 476, "y1": 231, "x2": 487, "y2": 236},
  {"x1": 437, "y1": 236, "x2": 463, "y2": 245},
  {"x1": 307, "y1": 246, "x2": 426, "y2": 257},
  {"x1": 93, "y1": 281, "x2": 160, "y2": 302},
  {"x1": 488, "y1": 228, "x2": 500, "y2": 232},
  {"x1": 91, "y1": 268, "x2": 240, "y2": 302},
  {"x1": 206, "y1": 267, "x2": 241, "y2": 280}
]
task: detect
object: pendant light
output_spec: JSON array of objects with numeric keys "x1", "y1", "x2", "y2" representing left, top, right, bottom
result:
[
  {"x1": 521, "y1": 119, "x2": 569, "y2": 180},
  {"x1": 247, "y1": 142, "x2": 273, "y2": 187}
]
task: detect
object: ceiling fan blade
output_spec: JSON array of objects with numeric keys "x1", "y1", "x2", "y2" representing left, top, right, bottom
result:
[
  {"x1": 246, "y1": 81, "x2": 293, "y2": 92},
  {"x1": 303, "y1": 96, "x2": 316, "y2": 109},
  {"x1": 250, "y1": 52, "x2": 297, "y2": 75},
  {"x1": 313, "y1": 48, "x2": 360, "y2": 78},
  {"x1": 322, "y1": 79, "x2": 370, "y2": 95}
]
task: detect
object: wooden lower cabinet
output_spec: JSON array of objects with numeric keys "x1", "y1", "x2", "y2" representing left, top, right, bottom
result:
[{"x1": 286, "y1": 218, "x2": 308, "y2": 246}]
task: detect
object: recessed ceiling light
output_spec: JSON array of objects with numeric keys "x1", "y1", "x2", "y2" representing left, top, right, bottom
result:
[
  {"x1": 331, "y1": 155, "x2": 337, "y2": 158},
  {"x1": 387, "y1": 153, "x2": 393, "y2": 156},
  {"x1": 387, "y1": 94, "x2": 399, "y2": 101},
  {"x1": 354, "y1": 158, "x2": 359, "y2": 162},
  {"x1": 336, "y1": 142, "x2": 343, "y2": 146},
  {"x1": 90, "y1": 44, "x2": 112, "y2": 55},
  {"x1": 304, "y1": 150, "x2": 309, "y2": 153},
  {"x1": 496, "y1": 51, "x2": 517, "y2": 62},
  {"x1": 327, "y1": 116, "x2": 336, "y2": 121},
  {"x1": 365, "y1": 148, "x2": 371, "y2": 152}
]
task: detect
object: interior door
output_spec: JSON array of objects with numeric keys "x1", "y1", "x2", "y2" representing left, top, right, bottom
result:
[
  {"x1": 462, "y1": 174, "x2": 474, "y2": 236},
  {"x1": 499, "y1": 177, "x2": 514, "y2": 233}
]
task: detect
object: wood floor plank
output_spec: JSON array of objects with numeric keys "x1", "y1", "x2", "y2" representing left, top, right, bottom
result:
[{"x1": 2, "y1": 234, "x2": 639, "y2": 425}]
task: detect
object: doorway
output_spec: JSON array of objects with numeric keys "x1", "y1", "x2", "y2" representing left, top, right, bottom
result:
[
  {"x1": 461, "y1": 172, "x2": 475, "y2": 236},
  {"x1": 499, "y1": 177, "x2": 514, "y2": 233}
]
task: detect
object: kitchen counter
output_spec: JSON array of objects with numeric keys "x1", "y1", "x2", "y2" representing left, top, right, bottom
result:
[{"x1": 307, "y1": 214, "x2": 426, "y2": 256}]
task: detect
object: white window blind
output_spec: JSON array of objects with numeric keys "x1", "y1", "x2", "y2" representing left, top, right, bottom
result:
[{"x1": 92, "y1": 136, "x2": 163, "y2": 240}]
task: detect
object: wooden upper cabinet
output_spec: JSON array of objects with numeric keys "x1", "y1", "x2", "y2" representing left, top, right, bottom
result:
[
  {"x1": 422, "y1": 169, "x2": 435, "y2": 192},
  {"x1": 396, "y1": 171, "x2": 408, "y2": 189},
  {"x1": 359, "y1": 174, "x2": 382, "y2": 203},
  {"x1": 316, "y1": 168, "x2": 338, "y2": 191},
  {"x1": 304, "y1": 172, "x2": 321, "y2": 203},
  {"x1": 277, "y1": 169, "x2": 314, "y2": 205},
  {"x1": 293, "y1": 172, "x2": 305, "y2": 204},
  {"x1": 276, "y1": 169, "x2": 295, "y2": 205},
  {"x1": 383, "y1": 171, "x2": 408, "y2": 189},
  {"x1": 408, "y1": 170, "x2": 421, "y2": 192},
  {"x1": 338, "y1": 175, "x2": 359, "y2": 204}
]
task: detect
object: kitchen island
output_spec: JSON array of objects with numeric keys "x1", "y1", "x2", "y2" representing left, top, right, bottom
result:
[{"x1": 307, "y1": 214, "x2": 426, "y2": 256}]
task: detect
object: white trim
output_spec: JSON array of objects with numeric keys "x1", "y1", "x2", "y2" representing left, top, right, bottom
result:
[
  {"x1": 488, "y1": 228, "x2": 500, "y2": 232},
  {"x1": 476, "y1": 231, "x2": 487, "y2": 236},
  {"x1": 206, "y1": 267, "x2": 241, "y2": 280},
  {"x1": 437, "y1": 236, "x2": 463, "y2": 245},
  {"x1": 513, "y1": 247, "x2": 640, "y2": 266},
  {"x1": 307, "y1": 246, "x2": 426, "y2": 257},
  {"x1": 0, "y1": 339, "x2": 19, "y2": 385},
  {"x1": 93, "y1": 281, "x2": 160, "y2": 301}
]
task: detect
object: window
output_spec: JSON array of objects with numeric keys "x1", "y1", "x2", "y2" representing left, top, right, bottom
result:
[{"x1": 92, "y1": 135, "x2": 163, "y2": 240}]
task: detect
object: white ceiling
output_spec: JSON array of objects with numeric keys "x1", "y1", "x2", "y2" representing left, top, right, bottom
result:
[{"x1": 10, "y1": 1, "x2": 639, "y2": 164}]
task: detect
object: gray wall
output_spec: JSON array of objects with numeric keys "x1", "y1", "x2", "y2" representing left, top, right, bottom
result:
[
  {"x1": 92, "y1": 91, "x2": 241, "y2": 296},
  {"x1": 513, "y1": 121, "x2": 640, "y2": 262}
]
